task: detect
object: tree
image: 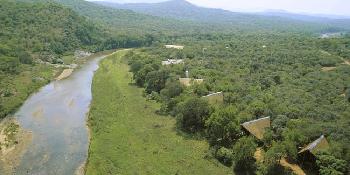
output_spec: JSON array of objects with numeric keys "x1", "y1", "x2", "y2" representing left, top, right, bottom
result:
[
  {"x1": 281, "y1": 140, "x2": 298, "y2": 161},
  {"x1": 262, "y1": 129, "x2": 274, "y2": 148},
  {"x1": 316, "y1": 151, "x2": 347, "y2": 175},
  {"x1": 177, "y1": 97, "x2": 210, "y2": 132},
  {"x1": 216, "y1": 147, "x2": 234, "y2": 166},
  {"x1": 175, "y1": 50, "x2": 185, "y2": 59},
  {"x1": 205, "y1": 106, "x2": 241, "y2": 146},
  {"x1": 130, "y1": 61, "x2": 142, "y2": 73},
  {"x1": 193, "y1": 83, "x2": 209, "y2": 96},
  {"x1": 272, "y1": 115, "x2": 289, "y2": 135},
  {"x1": 264, "y1": 141, "x2": 286, "y2": 166},
  {"x1": 145, "y1": 70, "x2": 169, "y2": 93},
  {"x1": 160, "y1": 81, "x2": 183, "y2": 99},
  {"x1": 134, "y1": 64, "x2": 154, "y2": 86},
  {"x1": 282, "y1": 124, "x2": 307, "y2": 146},
  {"x1": 232, "y1": 136, "x2": 257, "y2": 169},
  {"x1": 248, "y1": 100, "x2": 268, "y2": 117},
  {"x1": 17, "y1": 51, "x2": 33, "y2": 64},
  {"x1": 0, "y1": 56, "x2": 20, "y2": 74},
  {"x1": 346, "y1": 89, "x2": 350, "y2": 103}
]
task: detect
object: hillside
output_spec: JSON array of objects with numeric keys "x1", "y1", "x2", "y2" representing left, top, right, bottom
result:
[
  {"x1": 0, "y1": 0, "x2": 105, "y2": 120},
  {"x1": 0, "y1": 1, "x2": 103, "y2": 61},
  {"x1": 94, "y1": 0, "x2": 350, "y2": 33},
  {"x1": 94, "y1": 0, "x2": 247, "y2": 22},
  {"x1": 51, "y1": 0, "x2": 215, "y2": 35}
]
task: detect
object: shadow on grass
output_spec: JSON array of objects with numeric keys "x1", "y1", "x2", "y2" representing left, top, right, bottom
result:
[
  {"x1": 128, "y1": 82, "x2": 138, "y2": 86},
  {"x1": 172, "y1": 125, "x2": 207, "y2": 141},
  {"x1": 233, "y1": 160, "x2": 257, "y2": 175}
]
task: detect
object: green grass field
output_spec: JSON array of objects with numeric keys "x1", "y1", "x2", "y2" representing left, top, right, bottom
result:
[{"x1": 86, "y1": 50, "x2": 231, "y2": 175}]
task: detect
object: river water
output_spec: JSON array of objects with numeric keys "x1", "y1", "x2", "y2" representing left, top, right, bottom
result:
[{"x1": 13, "y1": 54, "x2": 107, "y2": 174}]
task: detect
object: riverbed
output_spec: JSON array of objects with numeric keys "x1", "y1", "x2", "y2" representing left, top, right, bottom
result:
[{"x1": 9, "y1": 53, "x2": 109, "y2": 174}]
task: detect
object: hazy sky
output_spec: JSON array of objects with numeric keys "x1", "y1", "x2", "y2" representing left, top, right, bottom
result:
[{"x1": 90, "y1": 0, "x2": 350, "y2": 16}]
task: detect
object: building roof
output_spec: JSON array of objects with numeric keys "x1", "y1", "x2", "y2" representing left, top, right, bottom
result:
[
  {"x1": 298, "y1": 135, "x2": 329, "y2": 155},
  {"x1": 241, "y1": 117, "x2": 271, "y2": 140},
  {"x1": 164, "y1": 45, "x2": 184, "y2": 49},
  {"x1": 193, "y1": 79, "x2": 204, "y2": 83},
  {"x1": 162, "y1": 59, "x2": 184, "y2": 65},
  {"x1": 204, "y1": 92, "x2": 223, "y2": 97},
  {"x1": 203, "y1": 92, "x2": 224, "y2": 104},
  {"x1": 179, "y1": 78, "x2": 203, "y2": 87},
  {"x1": 179, "y1": 78, "x2": 191, "y2": 86}
]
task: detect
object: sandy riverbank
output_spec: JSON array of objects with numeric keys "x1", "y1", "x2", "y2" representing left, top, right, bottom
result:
[
  {"x1": 56, "y1": 69, "x2": 74, "y2": 81},
  {"x1": 0, "y1": 118, "x2": 32, "y2": 174}
]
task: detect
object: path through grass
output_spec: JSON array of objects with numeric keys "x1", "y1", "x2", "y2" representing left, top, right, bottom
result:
[{"x1": 86, "y1": 50, "x2": 231, "y2": 175}]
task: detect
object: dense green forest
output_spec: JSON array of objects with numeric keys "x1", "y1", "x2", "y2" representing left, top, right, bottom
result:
[
  {"x1": 126, "y1": 33, "x2": 350, "y2": 174},
  {"x1": 0, "y1": 1, "x2": 102, "y2": 64}
]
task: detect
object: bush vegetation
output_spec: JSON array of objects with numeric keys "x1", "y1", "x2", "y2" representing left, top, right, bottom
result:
[{"x1": 126, "y1": 33, "x2": 350, "y2": 174}]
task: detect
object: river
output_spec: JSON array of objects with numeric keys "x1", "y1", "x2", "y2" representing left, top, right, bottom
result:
[{"x1": 12, "y1": 53, "x2": 108, "y2": 174}]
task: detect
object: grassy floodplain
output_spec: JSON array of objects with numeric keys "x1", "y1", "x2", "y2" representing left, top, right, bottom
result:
[{"x1": 86, "y1": 50, "x2": 231, "y2": 175}]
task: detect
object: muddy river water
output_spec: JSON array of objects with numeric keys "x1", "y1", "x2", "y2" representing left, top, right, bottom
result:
[{"x1": 12, "y1": 54, "x2": 107, "y2": 174}]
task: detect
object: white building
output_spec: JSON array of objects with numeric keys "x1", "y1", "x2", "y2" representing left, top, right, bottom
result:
[
  {"x1": 162, "y1": 59, "x2": 184, "y2": 66},
  {"x1": 164, "y1": 45, "x2": 184, "y2": 50}
]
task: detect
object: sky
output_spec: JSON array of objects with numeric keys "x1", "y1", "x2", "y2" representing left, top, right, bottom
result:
[{"x1": 89, "y1": 0, "x2": 350, "y2": 16}]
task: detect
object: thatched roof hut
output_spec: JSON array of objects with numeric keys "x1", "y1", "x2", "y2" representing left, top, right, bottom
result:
[
  {"x1": 298, "y1": 135, "x2": 330, "y2": 171},
  {"x1": 241, "y1": 117, "x2": 271, "y2": 140},
  {"x1": 298, "y1": 135, "x2": 329, "y2": 155}
]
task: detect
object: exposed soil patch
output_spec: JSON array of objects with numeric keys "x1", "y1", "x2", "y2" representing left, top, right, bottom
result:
[
  {"x1": 343, "y1": 60, "x2": 350, "y2": 66},
  {"x1": 75, "y1": 161, "x2": 86, "y2": 175},
  {"x1": 254, "y1": 147, "x2": 306, "y2": 175},
  {"x1": 254, "y1": 148, "x2": 263, "y2": 162},
  {"x1": 0, "y1": 118, "x2": 32, "y2": 174},
  {"x1": 280, "y1": 158, "x2": 306, "y2": 175}
]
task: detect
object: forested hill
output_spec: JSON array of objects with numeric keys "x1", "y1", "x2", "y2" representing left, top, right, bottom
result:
[
  {"x1": 94, "y1": 0, "x2": 250, "y2": 22},
  {"x1": 0, "y1": 1, "x2": 103, "y2": 65},
  {"x1": 50, "y1": 0, "x2": 213, "y2": 35},
  {"x1": 94, "y1": 0, "x2": 350, "y2": 33}
]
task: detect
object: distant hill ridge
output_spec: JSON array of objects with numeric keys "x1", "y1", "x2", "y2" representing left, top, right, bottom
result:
[
  {"x1": 93, "y1": 0, "x2": 269, "y2": 22},
  {"x1": 93, "y1": 0, "x2": 350, "y2": 32},
  {"x1": 16, "y1": 0, "x2": 350, "y2": 34}
]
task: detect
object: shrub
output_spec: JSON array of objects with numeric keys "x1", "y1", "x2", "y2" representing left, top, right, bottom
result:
[
  {"x1": 316, "y1": 151, "x2": 347, "y2": 175},
  {"x1": 216, "y1": 147, "x2": 233, "y2": 166},
  {"x1": 145, "y1": 70, "x2": 169, "y2": 93},
  {"x1": 0, "y1": 56, "x2": 20, "y2": 74},
  {"x1": 18, "y1": 51, "x2": 33, "y2": 64}
]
